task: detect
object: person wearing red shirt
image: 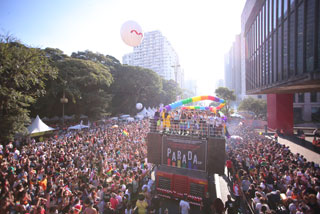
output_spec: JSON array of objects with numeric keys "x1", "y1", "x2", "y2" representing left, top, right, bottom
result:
[
  {"x1": 226, "y1": 159, "x2": 233, "y2": 179},
  {"x1": 110, "y1": 193, "x2": 119, "y2": 210}
]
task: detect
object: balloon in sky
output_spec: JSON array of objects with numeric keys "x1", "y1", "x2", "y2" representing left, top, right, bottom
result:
[
  {"x1": 120, "y1": 20, "x2": 143, "y2": 47},
  {"x1": 136, "y1": 103, "x2": 143, "y2": 110}
]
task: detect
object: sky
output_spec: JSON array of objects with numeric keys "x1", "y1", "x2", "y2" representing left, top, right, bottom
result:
[{"x1": 0, "y1": 0, "x2": 246, "y2": 95}]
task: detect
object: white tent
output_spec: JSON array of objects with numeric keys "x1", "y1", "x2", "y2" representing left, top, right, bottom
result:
[
  {"x1": 27, "y1": 115, "x2": 55, "y2": 134},
  {"x1": 68, "y1": 120, "x2": 89, "y2": 130},
  {"x1": 138, "y1": 107, "x2": 148, "y2": 117}
]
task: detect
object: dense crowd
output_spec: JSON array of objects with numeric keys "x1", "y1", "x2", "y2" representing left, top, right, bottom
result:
[
  {"x1": 226, "y1": 123, "x2": 320, "y2": 214},
  {"x1": 152, "y1": 108, "x2": 225, "y2": 136},
  {"x1": 0, "y1": 119, "x2": 155, "y2": 214}
]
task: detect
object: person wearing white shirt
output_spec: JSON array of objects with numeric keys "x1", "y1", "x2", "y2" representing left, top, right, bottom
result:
[{"x1": 179, "y1": 196, "x2": 190, "y2": 214}]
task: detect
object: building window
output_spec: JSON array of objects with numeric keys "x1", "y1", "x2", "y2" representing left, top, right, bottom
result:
[
  {"x1": 262, "y1": 43, "x2": 265, "y2": 86},
  {"x1": 266, "y1": 40, "x2": 269, "y2": 84},
  {"x1": 298, "y1": 93, "x2": 304, "y2": 103},
  {"x1": 274, "y1": 0, "x2": 277, "y2": 29},
  {"x1": 284, "y1": 0, "x2": 288, "y2": 16},
  {"x1": 266, "y1": 1, "x2": 269, "y2": 37},
  {"x1": 269, "y1": 0, "x2": 272, "y2": 33},
  {"x1": 311, "y1": 107, "x2": 320, "y2": 122},
  {"x1": 310, "y1": 92, "x2": 317, "y2": 102},
  {"x1": 273, "y1": 33, "x2": 277, "y2": 82},
  {"x1": 289, "y1": 10, "x2": 295, "y2": 77},
  {"x1": 283, "y1": 19, "x2": 288, "y2": 79},
  {"x1": 262, "y1": 6, "x2": 265, "y2": 43},
  {"x1": 290, "y1": 0, "x2": 295, "y2": 10},
  {"x1": 306, "y1": 0, "x2": 315, "y2": 72},
  {"x1": 294, "y1": 94, "x2": 297, "y2": 103},
  {"x1": 278, "y1": 26, "x2": 282, "y2": 81},
  {"x1": 269, "y1": 37, "x2": 273, "y2": 84},
  {"x1": 278, "y1": 0, "x2": 282, "y2": 20},
  {"x1": 296, "y1": 3, "x2": 304, "y2": 74}
]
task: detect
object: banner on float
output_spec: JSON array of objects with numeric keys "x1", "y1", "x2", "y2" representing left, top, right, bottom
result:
[{"x1": 162, "y1": 136, "x2": 207, "y2": 171}]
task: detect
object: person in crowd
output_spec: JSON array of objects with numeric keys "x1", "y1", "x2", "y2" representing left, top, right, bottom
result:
[
  {"x1": 225, "y1": 195, "x2": 236, "y2": 214},
  {"x1": 200, "y1": 192, "x2": 212, "y2": 214},
  {"x1": 0, "y1": 119, "x2": 152, "y2": 214},
  {"x1": 179, "y1": 195, "x2": 190, "y2": 214},
  {"x1": 135, "y1": 194, "x2": 148, "y2": 214},
  {"x1": 225, "y1": 121, "x2": 320, "y2": 214}
]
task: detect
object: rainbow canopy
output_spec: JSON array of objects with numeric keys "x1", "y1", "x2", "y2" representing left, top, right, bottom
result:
[
  {"x1": 163, "y1": 95, "x2": 226, "y2": 112},
  {"x1": 181, "y1": 106, "x2": 219, "y2": 113}
]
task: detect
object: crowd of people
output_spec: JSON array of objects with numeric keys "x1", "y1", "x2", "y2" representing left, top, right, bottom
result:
[
  {"x1": 1, "y1": 110, "x2": 320, "y2": 214},
  {"x1": 226, "y1": 123, "x2": 320, "y2": 214},
  {"x1": 0, "y1": 119, "x2": 158, "y2": 214},
  {"x1": 152, "y1": 108, "x2": 225, "y2": 137}
]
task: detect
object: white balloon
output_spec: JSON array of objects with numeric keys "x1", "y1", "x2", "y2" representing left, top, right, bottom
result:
[
  {"x1": 120, "y1": 20, "x2": 143, "y2": 47},
  {"x1": 136, "y1": 103, "x2": 143, "y2": 110}
]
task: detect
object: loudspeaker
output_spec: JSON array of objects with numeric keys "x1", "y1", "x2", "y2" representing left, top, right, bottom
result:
[
  {"x1": 207, "y1": 137, "x2": 226, "y2": 175},
  {"x1": 147, "y1": 133, "x2": 162, "y2": 164}
]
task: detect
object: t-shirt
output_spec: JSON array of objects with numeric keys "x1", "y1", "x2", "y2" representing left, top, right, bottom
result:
[
  {"x1": 136, "y1": 200, "x2": 148, "y2": 214},
  {"x1": 225, "y1": 200, "x2": 236, "y2": 214},
  {"x1": 110, "y1": 197, "x2": 119, "y2": 210},
  {"x1": 179, "y1": 200, "x2": 190, "y2": 214}
]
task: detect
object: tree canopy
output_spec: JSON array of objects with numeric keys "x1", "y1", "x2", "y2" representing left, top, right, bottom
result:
[
  {"x1": 213, "y1": 87, "x2": 236, "y2": 116},
  {"x1": 0, "y1": 34, "x2": 183, "y2": 143},
  {"x1": 32, "y1": 53, "x2": 113, "y2": 120},
  {"x1": 238, "y1": 97, "x2": 267, "y2": 118},
  {"x1": 0, "y1": 35, "x2": 57, "y2": 143}
]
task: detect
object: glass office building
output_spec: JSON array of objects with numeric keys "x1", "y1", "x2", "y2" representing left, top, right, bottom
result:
[{"x1": 244, "y1": 0, "x2": 320, "y2": 94}]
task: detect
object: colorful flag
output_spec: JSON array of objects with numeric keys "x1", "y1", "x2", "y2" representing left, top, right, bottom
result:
[
  {"x1": 106, "y1": 166, "x2": 112, "y2": 175},
  {"x1": 122, "y1": 130, "x2": 129, "y2": 136}
]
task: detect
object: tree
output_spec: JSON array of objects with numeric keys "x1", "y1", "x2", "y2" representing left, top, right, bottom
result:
[
  {"x1": 238, "y1": 97, "x2": 267, "y2": 118},
  {"x1": 32, "y1": 56, "x2": 113, "y2": 120},
  {"x1": 0, "y1": 35, "x2": 57, "y2": 144},
  {"x1": 110, "y1": 65, "x2": 162, "y2": 115},
  {"x1": 214, "y1": 87, "x2": 236, "y2": 116},
  {"x1": 159, "y1": 79, "x2": 182, "y2": 105}
]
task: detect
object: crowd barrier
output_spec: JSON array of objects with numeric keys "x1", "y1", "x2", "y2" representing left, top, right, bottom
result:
[{"x1": 148, "y1": 118, "x2": 224, "y2": 137}]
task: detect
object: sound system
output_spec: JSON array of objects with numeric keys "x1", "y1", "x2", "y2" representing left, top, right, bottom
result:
[
  {"x1": 147, "y1": 133, "x2": 162, "y2": 164},
  {"x1": 207, "y1": 137, "x2": 226, "y2": 175}
]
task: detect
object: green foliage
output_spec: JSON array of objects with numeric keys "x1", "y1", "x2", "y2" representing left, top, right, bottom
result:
[
  {"x1": 32, "y1": 56, "x2": 113, "y2": 120},
  {"x1": 110, "y1": 65, "x2": 162, "y2": 115},
  {"x1": 238, "y1": 97, "x2": 267, "y2": 118},
  {"x1": 0, "y1": 35, "x2": 57, "y2": 144},
  {"x1": 160, "y1": 79, "x2": 182, "y2": 105},
  {"x1": 214, "y1": 87, "x2": 236, "y2": 116}
]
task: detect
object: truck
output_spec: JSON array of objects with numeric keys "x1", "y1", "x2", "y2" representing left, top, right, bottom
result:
[{"x1": 147, "y1": 120, "x2": 226, "y2": 206}]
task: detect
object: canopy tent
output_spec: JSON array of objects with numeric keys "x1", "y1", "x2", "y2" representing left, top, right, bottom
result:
[
  {"x1": 137, "y1": 107, "x2": 148, "y2": 117},
  {"x1": 68, "y1": 120, "x2": 89, "y2": 130},
  {"x1": 27, "y1": 115, "x2": 55, "y2": 135}
]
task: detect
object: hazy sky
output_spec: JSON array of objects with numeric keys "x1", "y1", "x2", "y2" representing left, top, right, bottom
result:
[{"x1": 0, "y1": 0, "x2": 246, "y2": 94}]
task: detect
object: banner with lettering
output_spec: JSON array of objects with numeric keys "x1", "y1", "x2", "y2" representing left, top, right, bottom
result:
[{"x1": 162, "y1": 136, "x2": 207, "y2": 171}]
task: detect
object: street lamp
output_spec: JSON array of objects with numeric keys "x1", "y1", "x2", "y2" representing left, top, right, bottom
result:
[
  {"x1": 60, "y1": 90, "x2": 68, "y2": 126},
  {"x1": 171, "y1": 64, "x2": 180, "y2": 83}
]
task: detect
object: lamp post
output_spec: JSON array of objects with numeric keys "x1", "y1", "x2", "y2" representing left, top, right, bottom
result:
[
  {"x1": 171, "y1": 64, "x2": 180, "y2": 84},
  {"x1": 60, "y1": 90, "x2": 68, "y2": 126}
]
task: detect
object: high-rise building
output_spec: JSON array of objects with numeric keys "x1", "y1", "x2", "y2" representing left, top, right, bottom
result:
[
  {"x1": 224, "y1": 34, "x2": 242, "y2": 105},
  {"x1": 242, "y1": 0, "x2": 320, "y2": 133},
  {"x1": 122, "y1": 30, "x2": 184, "y2": 88}
]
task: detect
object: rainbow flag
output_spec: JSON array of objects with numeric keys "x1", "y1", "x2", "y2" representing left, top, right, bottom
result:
[
  {"x1": 106, "y1": 166, "x2": 112, "y2": 175},
  {"x1": 122, "y1": 130, "x2": 129, "y2": 136}
]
